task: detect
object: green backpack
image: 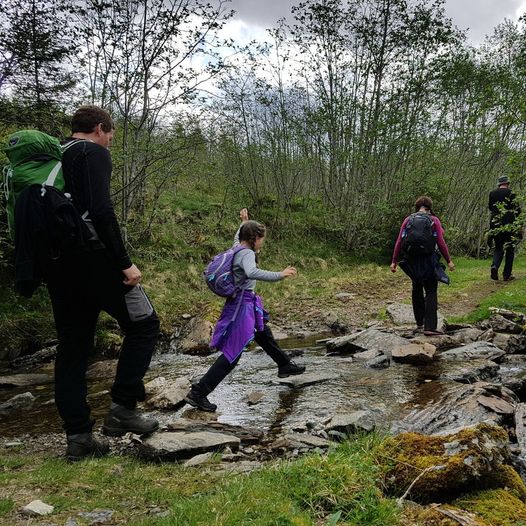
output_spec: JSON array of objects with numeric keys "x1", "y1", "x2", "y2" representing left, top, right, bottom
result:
[{"x1": 3, "y1": 130, "x2": 78, "y2": 238}]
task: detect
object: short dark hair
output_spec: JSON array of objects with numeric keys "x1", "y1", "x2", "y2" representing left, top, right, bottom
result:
[
  {"x1": 71, "y1": 105, "x2": 114, "y2": 134},
  {"x1": 415, "y1": 196, "x2": 433, "y2": 212},
  {"x1": 239, "y1": 220, "x2": 266, "y2": 250}
]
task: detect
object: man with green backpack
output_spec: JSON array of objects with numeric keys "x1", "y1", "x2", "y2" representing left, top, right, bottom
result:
[{"x1": 5, "y1": 105, "x2": 160, "y2": 460}]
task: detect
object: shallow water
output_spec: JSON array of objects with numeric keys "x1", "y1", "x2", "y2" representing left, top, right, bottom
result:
[{"x1": 0, "y1": 333, "x2": 463, "y2": 439}]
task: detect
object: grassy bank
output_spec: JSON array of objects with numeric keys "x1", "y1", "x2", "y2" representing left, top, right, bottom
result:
[{"x1": 0, "y1": 183, "x2": 525, "y2": 357}]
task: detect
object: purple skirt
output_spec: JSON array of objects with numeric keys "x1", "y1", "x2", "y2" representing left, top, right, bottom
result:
[{"x1": 210, "y1": 291, "x2": 266, "y2": 363}]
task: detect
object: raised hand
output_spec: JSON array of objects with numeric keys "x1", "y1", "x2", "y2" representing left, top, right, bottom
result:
[{"x1": 240, "y1": 208, "x2": 249, "y2": 222}]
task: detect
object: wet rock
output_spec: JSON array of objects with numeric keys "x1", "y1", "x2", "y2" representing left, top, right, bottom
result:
[
  {"x1": 86, "y1": 360, "x2": 118, "y2": 380},
  {"x1": 439, "y1": 341, "x2": 505, "y2": 362},
  {"x1": 177, "y1": 317, "x2": 214, "y2": 355},
  {"x1": 352, "y1": 349, "x2": 383, "y2": 361},
  {"x1": 325, "y1": 333, "x2": 366, "y2": 355},
  {"x1": 243, "y1": 391, "x2": 265, "y2": 405},
  {"x1": 441, "y1": 359, "x2": 499, "y2": 384},
  {"x1": 365, "y1": 354, "x2": 390, "y2": 368},
  {"x1": 0, "y1": 373, "x2": 53, "y2": 387},
  {"x1": 22, "y1": 500, "x2": 54, "y2": 516},
  {"x1": 324, "y1": 411, "x2": 376, "y2": 436},
  {"x1": 144, "y1": 377, "x2": 167, "y2": 396},
  {"x1": 381, "y1": 423, "x2": 514, "y2": 503},
  {"x1": 491, "y1": 332, "x2": 526, "y2": 354},
  {"x1": 78, "y1": 509, "x2": 114, "y2": 524},
  {"x1": 476, "y1": 395, "x2": 514, "y2": 414},
  {"x1": 395, "y1": 382, "x2": 517, "y2": 435},
  {"x1": 392, "y1": 343, "x2": 437, "y2": 365},
  {"x1": 11, "y1": 345, "x2": 57, "y2": 369},
  {"x1": 0, "y1": 392, "x2": 36, "y2": 418},
  {"x1": 488, "y1": 314, "x2": 524, "y2": 334},
  {"x1": 411, "y1": 333, "x2": 457, "y2": 351},
  {"x1": 499, "y1": 355, "x2": 526, "y2": 394},
  {"x1": 140, "y1": 431, "x2": 240, "y2": 461},
  {"x1": 271, "y1": 433, "x2": 331, "y2": 450},
  {"x1": 448, "y1": 327, "x2": 485, "y2": 346},
  {"x1": 275, "y1": 372, "x2": 339, "y2": 388},
  {"x1": 145, "y1": 377, "x2": 191, "y2": 410},
  {"x1": 184, "y1": 452, "x2": 214, "y2": 467},
  {"x1": 387, "y1": 303, "x2": 445, "y2": 331}
]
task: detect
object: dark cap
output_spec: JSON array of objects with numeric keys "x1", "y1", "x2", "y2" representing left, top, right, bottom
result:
[{"x1": 498, "y1": 176, "x2": 510, "y2": 185}]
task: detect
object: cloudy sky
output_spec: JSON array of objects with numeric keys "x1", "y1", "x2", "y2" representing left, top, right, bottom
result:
[{"x1": 227, "y1": 0, "x2": 526, "y2": 45}]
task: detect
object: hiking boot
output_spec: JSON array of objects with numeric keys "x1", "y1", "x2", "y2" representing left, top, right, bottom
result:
[
  {"x1": 278, "y1": 361, "x2": 306, "y2": 378},
  {"x1": 102, "y1": 404, "x2": 159, "y2": 436},
  {"x1": 66, "y1": 433, "x2": 109, "y2": 462},
  {"x1": 184, "y1": 388, "x2": 217, "y2": 412},
  {"x1": 503, "y1": 275, "x2": 516, "y2": 281},
  {"x1": 490, "y1": 267, "x2": 498, "y2": 281}
]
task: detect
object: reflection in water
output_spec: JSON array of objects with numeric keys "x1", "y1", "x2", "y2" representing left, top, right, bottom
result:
[{"x1": 0, "y1": 334, "x2": 461, "y2": 438}]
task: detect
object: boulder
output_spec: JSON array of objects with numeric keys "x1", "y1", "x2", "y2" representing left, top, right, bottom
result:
[
  {"x1": 395, "y1": 382, "x2": 517, "y2": 436},
  {"x1": 11, "y1": 345, "x2": 57, "y2": 369},
  {"x1": 144, "y1": 377, "x2": 167, "y2": 396},
  {"x1": 488, "y1": 314, "x2": 524, "y2": 334},
  {"x1": 387, "y1": 303, "x2": 445, "y2": 330},
  {"x1": 178, "y1": 318, "x2": 214, "y2": 355},
  {"x1": 0, "y1": 373, "x2": 53, "y2": 388},
  {"x1": 392, "y1": 343, "x2": 437, "y2": 364},
  {"x1": 381, "y1": 423, "x2": 515, "y2": 502},
  {"x1": 0, "y1": 392, "x2": 36, "y2": 419},
  {"x1": 275, "y1": 372, "x2": 339, "y2": 388},
  {"x1": 441, "y1": 359, "x2": 499, "y2": 384},
  {"x1": 499, "y1": 355, "x2": 526, "y2": 394},
  {"x1": 448, "y1": 327, "x2": 485, "y2": 346},
  {"x1": 140, "y1": 431, "x2": 240, "y2": 461},
  {"x1": 326, "y1": 333, "x2": 366, "y2": 355},
  {"x1": 491, "y1": 332, "x2": 526, "y2": 354},
  {"x1": 439, "y1": 342, "x2": 505, "y2": 362},
  {"x1": 352, "y1": 349, "x2": 383, "y2": 362},
  {"x1": 411, "y1": 333, "x2": 457, "y2": 351},
  {"x1": 145, "y1": 377, "x2": 191, "y2": 410},
  {"x1": 365, "y1": 354, "x2": 390, "y2": 368}
]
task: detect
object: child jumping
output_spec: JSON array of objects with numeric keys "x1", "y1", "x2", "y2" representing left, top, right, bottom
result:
[{"x1": 185, "y1": 209, "x2": 306, "y2": 412}]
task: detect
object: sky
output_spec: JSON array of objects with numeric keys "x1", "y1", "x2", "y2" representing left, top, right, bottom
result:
[{"x1": 226, "y1": 0, "x2": 526, "y2": 45}]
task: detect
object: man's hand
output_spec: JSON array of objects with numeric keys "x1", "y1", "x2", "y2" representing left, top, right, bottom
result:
[
  {"x1": 390, "y1": 263, "x2": 397, "y2": 273},
  {"x1": 123, "y1": 264, "x2": 142, "y2": 286},
  {"x1": 240, "y1": 208, "x2": 249, "y2": 222},
  {"x1": 448, "y1": 261, "x2": 455, "y2": 271},
  {"x1": 281, "y1": 266, "x2": 297, "y2": 278}
]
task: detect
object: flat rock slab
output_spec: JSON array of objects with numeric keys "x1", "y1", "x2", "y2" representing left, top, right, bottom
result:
[
  {"x1": 243, "y1": 391, "x2": 265, "y2": 405},
  {"x1": 394, "y1": 382, "x2": 518, "y2": 435},
  {"x1": 275, "y1": 372, "x2": 339, "y2": 388},
  {"x1": 392, "y1": 343, "x2": 436, "y2": 364},
  {"x1": 441, "y1": 359, "x2": 499, "y2": 384},
  {"x1": 77, "y1": 510, "x2": 114, "y2": 524},
  {"x1": 387, "y1": 303, "x2": 445, "y2": 330},
  {"x1": 22, "y1": 500, "x2": 54, "y2": 516},
  {"x1": 476, "y1": 395, "x2": 515, "y2": 414},
  {"x1": 145, "y1": 378, "x2": 191, "y2": 410},
  {"x1": 352, "y1": 349, "x2": 383, "y2": 362},
  {"x1": 325, "y1": 334, "x2": 366, "y2": 355},
  {"x1": 271, "y1": 433, "x2": 331, "y2": 450},
  {"x1": 0, "y1": 374, "x2": 53, "y2": 388},
  {"x1": 439, "y1": 341, "x2": 505, "y2": 362},
  {"x1": 140, "y1": 431, "x2": 240, "y2": 461}
]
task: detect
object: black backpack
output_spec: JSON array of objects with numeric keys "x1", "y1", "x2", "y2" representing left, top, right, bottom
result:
[
  {"x1": 401, "y1": 212, "x2": 436, "y2": 257},
  {"x1": 14, "y1": 184, "x2": 90, "y2": 297}
]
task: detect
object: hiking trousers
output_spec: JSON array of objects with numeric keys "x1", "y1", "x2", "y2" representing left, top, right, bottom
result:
[
  {"x1": 492, "y1": 233, "x2": 515, "y2": 279},
  {"x1": 46, "y1": 249, "x2": 160, "y2": 435},
  {"x1": 197, "y1": 324, "x2": 290, "y2": 395},
  {"x1": 411, "y1": 278, "x2": 438, "y2": 330}
]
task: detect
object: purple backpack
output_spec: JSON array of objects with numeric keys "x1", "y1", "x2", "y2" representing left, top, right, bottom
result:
[{"x1": 203, "y1": 245, "x2": 247, "y2": 297}]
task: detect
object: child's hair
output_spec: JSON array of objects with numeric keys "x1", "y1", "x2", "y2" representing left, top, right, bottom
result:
[
  {"x1": 239, "y1": 220, "x2": 266, "y2": 250},
  {"x1": 414, "y1": 195, "x2": 433, "y2": 213}
]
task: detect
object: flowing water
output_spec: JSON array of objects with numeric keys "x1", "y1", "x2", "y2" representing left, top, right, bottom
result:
[{"x1": 0, "y1": 334, "x2": 460, "y2": 438}]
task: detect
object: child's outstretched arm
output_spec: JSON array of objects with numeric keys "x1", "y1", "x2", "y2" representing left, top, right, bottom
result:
[{"x1": 234, "y1": 208, "x2": 249, "y2": 246}]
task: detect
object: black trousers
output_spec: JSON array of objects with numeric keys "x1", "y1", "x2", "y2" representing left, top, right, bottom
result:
[
  {"x1": 411, "y1": 278, "x2": 438, "y2": 330},
  {"x1": 196, "y1": 324, "x2": 290, "y2": 396},
  {"x1": 46, "y1": 249, "x2": 159, "y2": 435},
  {"x1": 492, "y1": 234, "x2": 515, "y2": 279}
]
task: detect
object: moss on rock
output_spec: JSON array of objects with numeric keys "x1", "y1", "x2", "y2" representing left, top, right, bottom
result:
[
  {"x1": 454, "y1": 488, "x2": 526, "y2": 525},
  {"x1": 380, "y1": 424, "x2": 514, "y2": 503}
]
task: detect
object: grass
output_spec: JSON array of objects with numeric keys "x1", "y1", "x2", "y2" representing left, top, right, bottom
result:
[{"x1": 0, "y1": 434, "x2": 400, "y2": 526}]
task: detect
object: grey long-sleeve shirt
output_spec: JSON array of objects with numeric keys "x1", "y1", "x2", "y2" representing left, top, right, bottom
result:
[{"x1": 232, "y1": 226, "x2": 283, "y2": 291}]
